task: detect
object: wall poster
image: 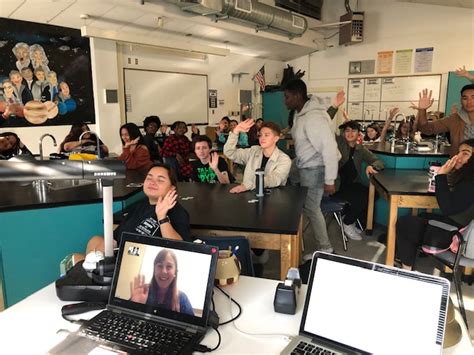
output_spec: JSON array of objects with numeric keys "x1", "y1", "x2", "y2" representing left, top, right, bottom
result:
[{"x1": 0, "y1": 18, "x2": 95, "y2": 127}]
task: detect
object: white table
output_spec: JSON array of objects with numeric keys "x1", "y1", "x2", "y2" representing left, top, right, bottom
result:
[{"x1": 0, "y1": 276, "x2": 471, "y2": 354}]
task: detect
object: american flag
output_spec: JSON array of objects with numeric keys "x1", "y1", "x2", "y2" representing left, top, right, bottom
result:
[{"x1": 254, "y1": 65, "x2": 265, "y2": 92}]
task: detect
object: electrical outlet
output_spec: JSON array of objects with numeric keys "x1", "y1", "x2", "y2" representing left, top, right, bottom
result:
[{"x1": 134, "y1": 58, "x2": 138, "y2": 65}]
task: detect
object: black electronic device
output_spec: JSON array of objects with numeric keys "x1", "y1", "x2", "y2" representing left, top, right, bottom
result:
[
  {"x1": 55, "y1": 260, "x2": 112, "y2": 302},
  {"x1": 274, "y1": 267, "x2": 301, "y2": 315},
  {"x1": 90, "y1": 257, "x2": 116, "y2": 285}
]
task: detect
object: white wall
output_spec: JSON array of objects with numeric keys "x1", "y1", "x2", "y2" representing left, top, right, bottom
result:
[
  {"x1": 90, "y1": 38, "x2": 122, "y2": 154},
  {"x1": 120, "y1": 44, "x2": 284, "y2": 124},
  {"x1": 288, "y1": 0, "x2": 474, "y2": 112}
]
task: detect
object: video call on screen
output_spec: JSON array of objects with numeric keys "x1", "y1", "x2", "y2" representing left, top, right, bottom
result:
[{"x1": 115, "y1": 241, "x2": 212, "y2": 317}]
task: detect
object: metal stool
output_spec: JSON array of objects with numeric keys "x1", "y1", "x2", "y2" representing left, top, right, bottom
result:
[{"x1": 320, "y1": 196, "x2": 349, "y2": 251}]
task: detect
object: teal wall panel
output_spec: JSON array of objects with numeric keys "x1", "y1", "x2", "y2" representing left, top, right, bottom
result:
[
  {"x1": 0, "y1": 201, "x2": 123, "y2": 307},
  {"x1": 445, "y1": 70, "x2": 473, "y2": 114},
  {"x1": 263, "y1": 91, "x2": 289, "y2": 130}
]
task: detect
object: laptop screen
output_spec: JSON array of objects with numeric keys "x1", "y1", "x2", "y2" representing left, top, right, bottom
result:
[
  {"x1": 109, "y1": 233, "x2": 218, "y2": 329},
  {"x1": 301, "y1": 253, "x2": 449, "y2": 354}
]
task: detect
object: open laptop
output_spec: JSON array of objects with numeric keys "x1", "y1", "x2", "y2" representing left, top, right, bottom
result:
[
  {"x1": 52, "y1": 232, "x2": 218, "y2": 354},
  {"x1": 281, "y1": 252, "x2": 450, "y2": 355}
]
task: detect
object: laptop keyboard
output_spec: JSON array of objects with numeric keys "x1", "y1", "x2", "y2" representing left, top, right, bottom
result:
[
  {"x1": 291, "y1": 340, "x2": 336, "y2": 355},
  {"x1": 83, "y1": 311, "x2": 195, "y2": 354}
]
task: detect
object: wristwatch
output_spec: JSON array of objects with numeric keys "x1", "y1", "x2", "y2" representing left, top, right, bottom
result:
[{"x1": 158, "y1": 216, "x2": 170, "y2": 226}]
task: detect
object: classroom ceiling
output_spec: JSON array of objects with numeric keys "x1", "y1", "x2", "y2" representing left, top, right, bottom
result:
[
  {"x1": 3, "y1": 0, "x2": 470, "y2": 61},
  {"x1": 0, "y1": 0, "x2": 324, "y2": 61}
]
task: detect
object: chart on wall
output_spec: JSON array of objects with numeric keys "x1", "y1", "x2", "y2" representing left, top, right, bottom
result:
[
  {"x1": 346, "y1": 74, "x2": 441, "y2": 122},
  {"x1": 124, "y1": 69, "x2": 208, "y2": 126}
]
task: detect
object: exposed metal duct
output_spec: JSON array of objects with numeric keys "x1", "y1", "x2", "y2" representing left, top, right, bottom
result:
[{"x1": 161, "y1": 0, "x2": 307, "y2": 37}]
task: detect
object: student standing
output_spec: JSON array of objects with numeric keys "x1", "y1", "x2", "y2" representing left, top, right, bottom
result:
[{"x1": 284, "y1": 79, "x2": 339, "y2": 254}]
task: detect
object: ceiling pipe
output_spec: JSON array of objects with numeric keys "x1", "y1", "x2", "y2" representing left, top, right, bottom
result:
[{"x1": 161, "y1": 0, "x2": 307, "y2": 38}]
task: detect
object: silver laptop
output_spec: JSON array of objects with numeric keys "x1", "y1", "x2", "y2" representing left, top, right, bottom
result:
[
  {"x1": 281, "y1": 252, "x2": 449, "y2": 355},
  {"x1": 50, "y1": 233, "x2": 218, "y2": 354}
]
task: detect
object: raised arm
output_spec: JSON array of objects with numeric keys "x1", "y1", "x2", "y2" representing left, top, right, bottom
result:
[
  {"x1": 411, "y1": 89, "x2": 451, "y2": 135},
  {"x1": 410, "y1": 89, "x2": 434, "y2": 130},
  {"x1": 209, "y1": 152, "x2": 230, "y2": 184},
  {"x1": 155, "y1": 189, "x2": 187, "y2": 241},
  {"x1": 327, "y1": 89, "x2": 345, "y2": 120},
  {"x1": 380, "y1": 107, "x2": 398, "y2": 142},
  {"x1": 223, "y1": 119, "x2": 255, "y2": 164},
  {"x1": 455, "y1": 65, "x2": 474, "y2": 82}
]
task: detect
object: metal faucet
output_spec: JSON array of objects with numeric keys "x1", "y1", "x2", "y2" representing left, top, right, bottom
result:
[
  {"x1": 394, "y1": 112, "x2": 406, "y2": 124},
  {"x1": 79, "y1": 130, "x2": 102, "y2": 159},
  {"x1": 38, "y1": 134, "x2": 57, "y2": 160}
]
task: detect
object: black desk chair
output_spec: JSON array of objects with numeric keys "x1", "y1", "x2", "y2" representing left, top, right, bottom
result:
[
  {"x1": 319, "y1": 196, "x2": 348, "y2": 251},
  {"x1": 422, "y1": 219, "x2": 474, "y2": 330},
  {"x1": 193, "y1": 236, "x2": 255, "y2": 277},
  {"x1": 162, "y1": 156, "x2": 183, "y2": 181},
  {"x1": 319, "y1": 196, "x2": 365, "y2": 251}
]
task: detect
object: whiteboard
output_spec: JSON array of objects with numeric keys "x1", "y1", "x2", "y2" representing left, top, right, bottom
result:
[
  {"x1": 380, "y1": 76, "x2": 440, "y2": 101},
  {"x1": 124, "y1": 69, "x2": 208, "y2": 125},
  {"x1": 347, "y1": 74, "x2": 441, "y2": 120}
]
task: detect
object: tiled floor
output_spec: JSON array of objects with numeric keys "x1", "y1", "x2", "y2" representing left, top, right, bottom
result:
[{"x1": 258, "y1": 216, "x2": 474, "y2": 343}]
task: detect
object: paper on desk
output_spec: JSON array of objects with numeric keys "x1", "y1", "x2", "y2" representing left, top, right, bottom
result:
[{"x1": 48, "y1": 333, "x2": 127, "y2": 355}]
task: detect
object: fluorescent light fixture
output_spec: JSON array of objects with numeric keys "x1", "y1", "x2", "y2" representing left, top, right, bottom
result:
[{"x1": 81, "y1": 26, "x2": 229, "y2": 57}]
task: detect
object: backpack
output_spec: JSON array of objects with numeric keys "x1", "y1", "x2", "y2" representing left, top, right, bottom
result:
[{"x1": 450, "y1": 219, "x2": 474, "y2": 258}]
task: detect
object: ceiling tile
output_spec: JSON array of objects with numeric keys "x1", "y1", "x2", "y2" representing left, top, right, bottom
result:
[
  {"x1": 0, "y1": 0, "x2": 26, "y2": 18},
  {"x1": 8, "y1": 0, "x2": 77, "y2": 24},
  {"x1": 48, "y1": 0, "x2": 118, "y2": 29}
]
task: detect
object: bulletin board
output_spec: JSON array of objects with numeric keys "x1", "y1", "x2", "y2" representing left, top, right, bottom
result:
[
  {"x1": 346, "y1": 74, "x2": 441, "y2": 121},
  {"x1": 124, "y1": 68, "x2": 208, "y2": 126}
]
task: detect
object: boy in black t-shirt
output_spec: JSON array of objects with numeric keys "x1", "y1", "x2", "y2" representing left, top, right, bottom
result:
[
  {"x1": 85, "y1": 164, "x2": 191, "y2": 255},
  {"x1": 191, "y1": 135, "x2": 234, "y2": 184}
]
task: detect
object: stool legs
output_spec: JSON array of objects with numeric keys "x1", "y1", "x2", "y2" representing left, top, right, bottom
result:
[
  {"x1": 333, "y1": 212, "x2": 348, "y2": 251},
  {"x1": 454, "y1": 267, "x2": 469, "y2": 331}
]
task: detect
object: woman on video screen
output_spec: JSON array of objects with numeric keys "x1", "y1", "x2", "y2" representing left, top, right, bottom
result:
[{"x1": 130, "y1": 248, "x2": 194, "y2": 316}]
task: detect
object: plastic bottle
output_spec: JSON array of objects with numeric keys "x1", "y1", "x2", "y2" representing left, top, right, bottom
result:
[{"x1": 255, "y1": 168, "x2": 264, "y2": 197}]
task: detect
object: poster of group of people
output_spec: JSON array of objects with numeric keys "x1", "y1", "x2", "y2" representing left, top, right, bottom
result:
[{"x1": 0, "y1": 18, "x2": 95, "y2": 127}]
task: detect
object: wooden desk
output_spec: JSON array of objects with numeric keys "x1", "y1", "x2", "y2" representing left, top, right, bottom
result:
[
  {"x1": 366, "y1": 169, "x2": 439, "y2": 266},
  {"x1": 177, "y1": 182, "x2": 306, "y2": 280}
]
